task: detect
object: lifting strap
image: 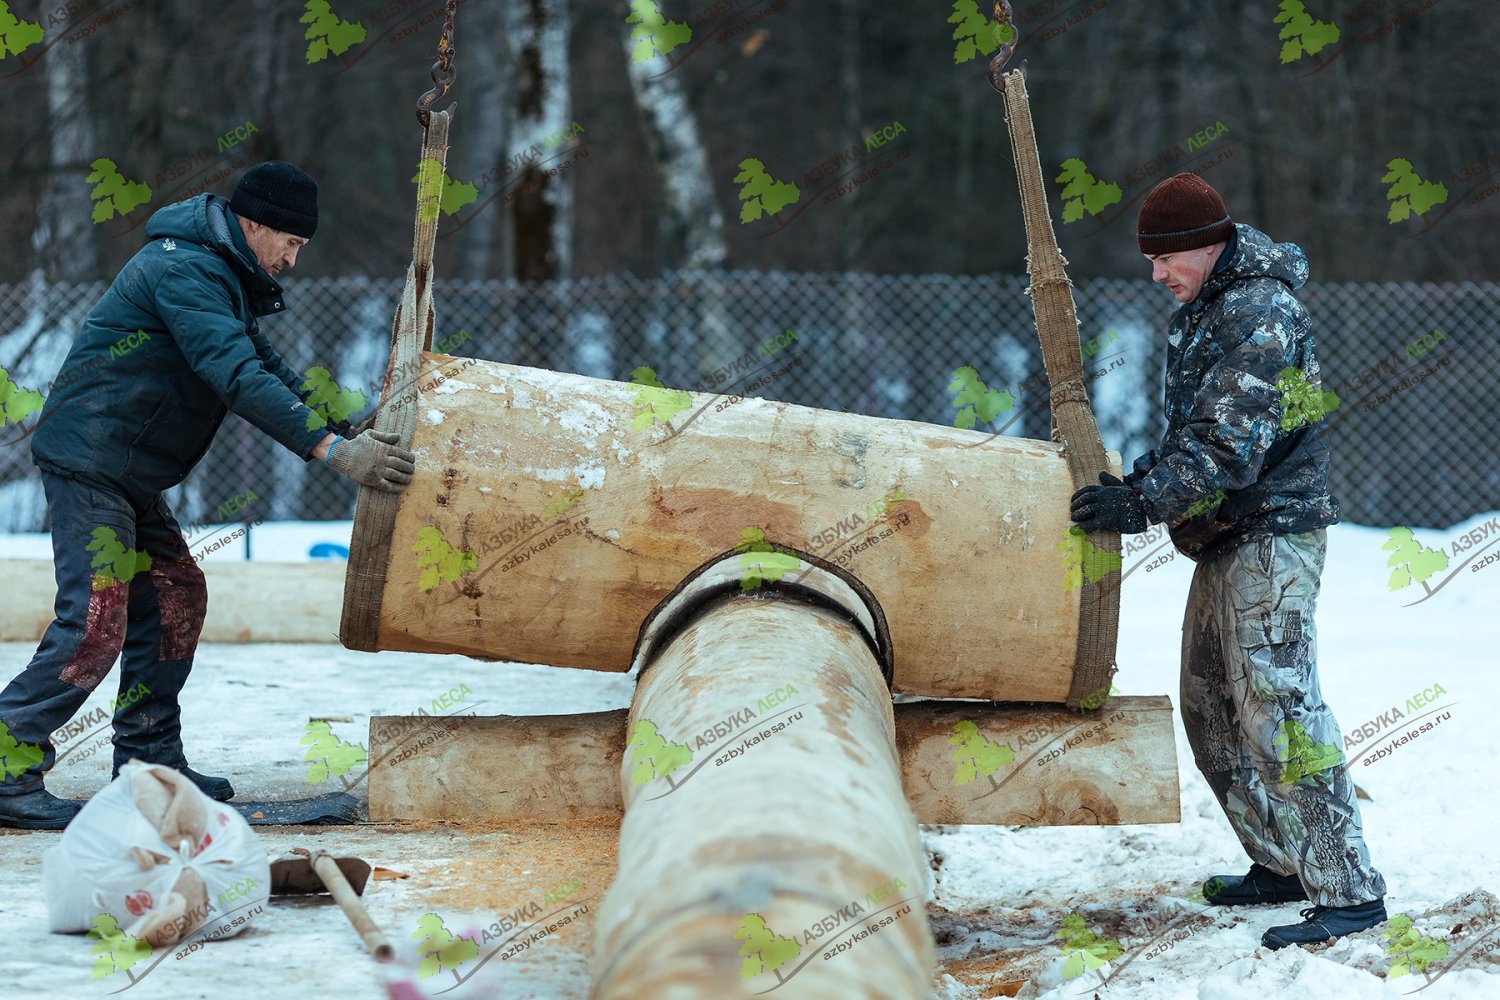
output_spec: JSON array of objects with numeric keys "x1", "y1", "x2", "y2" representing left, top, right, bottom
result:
[
  {"x1": 342, "y1": 3, "x2": 460, "y2": 649},
  {"x1": 999, "y1": 68, "x2": 1121, "y2": 709},
  {"x1": 341, "y1": 110, "x2": 453, "y2": 650}
]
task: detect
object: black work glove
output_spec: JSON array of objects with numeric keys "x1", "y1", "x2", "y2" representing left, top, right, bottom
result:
[
  {"x1": 1070, "y1": 472, "x2": 1150, "y2": 534},
  {"x1": 327, "y1": 430, "x2": 416, "y2": 494}
]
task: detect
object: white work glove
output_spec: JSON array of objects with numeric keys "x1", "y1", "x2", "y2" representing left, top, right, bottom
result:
[{"x1": 325, "y1": 431, "x2": 415, "y2": 494}]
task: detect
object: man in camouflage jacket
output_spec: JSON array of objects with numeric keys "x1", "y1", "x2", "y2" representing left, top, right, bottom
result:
[{"x1": 1070, "y1": 173, "x2": 1387, "y2": 951}]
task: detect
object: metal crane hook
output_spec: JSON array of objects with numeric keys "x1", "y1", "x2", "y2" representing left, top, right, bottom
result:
[
  {"x1": 416, "y1": 0, "x2": 460, "y2": 128},
  {"x1": 987, "y1": 0, "x2": 1019, "y2": 91}
]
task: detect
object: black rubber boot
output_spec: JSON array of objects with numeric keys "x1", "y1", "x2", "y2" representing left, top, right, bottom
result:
[
  {"x1": 0, "y1": 788, "x2": 84, "y2": 830},
  {"x1": 175, "y1": 766, "x2": 234, "y2": 802},
  {"x1": 113, "y1": 762, "x2": 234, "y2": 802},
  {"x1": 1203, "y1": 863, "x2": 1309, "y2": 906},
  {"x1": 1262, "y1": 900, "x2": 1388, "y2": 950}
]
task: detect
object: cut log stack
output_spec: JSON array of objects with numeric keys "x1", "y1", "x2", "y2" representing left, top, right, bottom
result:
[{"x1": 344, "y1": 59, "x2": 1181, "y2": 1000}]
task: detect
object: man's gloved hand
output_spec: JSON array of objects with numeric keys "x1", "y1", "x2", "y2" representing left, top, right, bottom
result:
[
  {"x1": 326, "y1": 430, "x2": 415, "y2": 494},
  {"x1": 1123, "y1": 449, "x2": 1159, "y2": 488},
  {"x1": 1070, "y1": 472, "x2": 1150, "y2": 534}
]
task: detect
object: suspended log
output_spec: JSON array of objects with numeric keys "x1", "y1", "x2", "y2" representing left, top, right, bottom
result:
[
  {"x1": 339, "y1": 356, "x2": 1121, "y2": 702},
  {"x1": 590, "y1": 554, "x2": 933, "y2": 1000}
]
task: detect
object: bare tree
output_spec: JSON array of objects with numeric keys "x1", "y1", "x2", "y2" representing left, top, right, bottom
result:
[
  {"x1": 620, "y1": 1, "x2": 732, "y2": 378},
  {"x1": 505, "y1": 0, "x2": 574, "y2": 282},
  {"x1": 32, "y1": 39, "x2": 97, "y2": 283}
]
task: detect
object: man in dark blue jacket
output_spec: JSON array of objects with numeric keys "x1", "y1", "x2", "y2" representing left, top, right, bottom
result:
[
  {"x1": 1070, "y1": 173, "x2": 1387, "y2": 951},
  {"x1": 0, "y1": 162, "x2": 415, "y2": 829}
]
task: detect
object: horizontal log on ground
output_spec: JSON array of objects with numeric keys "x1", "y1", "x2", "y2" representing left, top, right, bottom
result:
[
  {"x1": 367, "y1": 709, "x2": 627, "y2": 823},
  {"x1": 895, "y1": 695, "x2": 1179, "y2": 826},
  {"x1": 0, "y1": 558, "x2": 344, "y2": 643},
  {"x1": 366, "y1": 696, "x2": 1177, "y2": 826},
  {"x1": 341, "y1": 356, "x2": 1121, "y2": 701}
]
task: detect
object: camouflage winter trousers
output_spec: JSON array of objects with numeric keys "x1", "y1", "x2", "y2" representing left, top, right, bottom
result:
[{"x1": 1180, "y1": 529, "x2": 1386, "y2": 908}]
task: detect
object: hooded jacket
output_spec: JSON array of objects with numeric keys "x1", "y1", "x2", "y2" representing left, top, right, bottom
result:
[
  {"x1": 31, "y1": 194, "x2": 350, "y2": 502},
  {"x1": 1132, "y1": 222, "x2": 1340, "y2": 561}
]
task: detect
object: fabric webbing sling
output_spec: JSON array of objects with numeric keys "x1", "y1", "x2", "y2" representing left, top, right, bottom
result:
[
  {"x1": 1000, "y1": 70, "x2": 1121, "y2": 709},
  {"x1": 340, "y1": 110, "x2": 450, "y2": 651}
]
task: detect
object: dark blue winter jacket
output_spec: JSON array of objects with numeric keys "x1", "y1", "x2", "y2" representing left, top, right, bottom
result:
[
  {"x1": 31, "y1": 194, "x2": 345, "y2": 503},
  {"x1": 1132, "y1": 223, "x2": 1340, "y2": 561}
]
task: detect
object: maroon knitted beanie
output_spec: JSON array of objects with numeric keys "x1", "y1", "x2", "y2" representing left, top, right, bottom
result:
[{"x1": 1137, "y1": 173, "x2": 1233, "y2": 254}]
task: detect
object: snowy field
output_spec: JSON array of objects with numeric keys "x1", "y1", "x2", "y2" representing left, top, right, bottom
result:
[{"x1": 0, "y1": 515, "x2": 1496, "y2": 999}]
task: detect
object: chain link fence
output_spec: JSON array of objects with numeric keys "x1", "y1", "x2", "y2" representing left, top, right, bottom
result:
[{"x1": 0, "y1": 272, "x2": 1492, "y2": 540}]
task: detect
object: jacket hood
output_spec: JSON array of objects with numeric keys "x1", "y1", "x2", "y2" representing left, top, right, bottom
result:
[
  {"x1": 144, "y1": 194, "x2": 286, "y2": 315},
  {"x1": 1198, "y1": 222, "x2": 1308, "y2": 303}
]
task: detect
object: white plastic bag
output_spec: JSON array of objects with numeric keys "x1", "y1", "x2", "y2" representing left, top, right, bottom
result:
[{"x1": 44, "y1": 761, "x2": 270, "y2": 947}]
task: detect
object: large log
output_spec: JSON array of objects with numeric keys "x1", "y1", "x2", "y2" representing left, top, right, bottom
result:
[
  {"x1": 366, "y1": 697, "x2": 1179, "y2": 826},
  {"x1": 591, "y1": 555, "x2": 934, "y2": 1000},
  {"x1": 339, "y1": 355, "x2": 1120, "y2": 702}
]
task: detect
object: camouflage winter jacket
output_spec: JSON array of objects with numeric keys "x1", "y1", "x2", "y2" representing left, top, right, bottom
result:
[{"x1": 1131, "y1": 223, "x2": 1340, "y2": 561}]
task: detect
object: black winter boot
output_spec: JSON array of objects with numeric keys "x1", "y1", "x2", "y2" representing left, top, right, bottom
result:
[
  {"x1": 0, "y1": 788, "x2": 84, "y2": 830},
  {"x1": 113, "y1": 762, "x2": 234, "y2": 802},
  {"x1": 1203, "y1": 863, "x2": 1309, "y2": 906},
  {"x1": 1262, "y1": 900, "x2": 1388, "y2": 950}
]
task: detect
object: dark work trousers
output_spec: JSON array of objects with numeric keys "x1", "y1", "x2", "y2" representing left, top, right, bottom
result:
[{"x1": 0, "y1": 472, "x2": 208, "y2": 795}]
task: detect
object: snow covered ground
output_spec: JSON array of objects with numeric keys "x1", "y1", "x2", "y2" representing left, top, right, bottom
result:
[{"x1": 0, "y1": 515, "x2": 1496, "y2": 999}]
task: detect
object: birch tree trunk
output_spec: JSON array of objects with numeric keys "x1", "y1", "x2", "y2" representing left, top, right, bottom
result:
[
  {"x1": 619, "y1": 10, "x2": 726, "y2": 272},
  {"x1": 619, "y1": 4, "x2": 734, "y2": 378},
  {"x1": 32, "y1": 35, "x2": 97, "y2": 282}
]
